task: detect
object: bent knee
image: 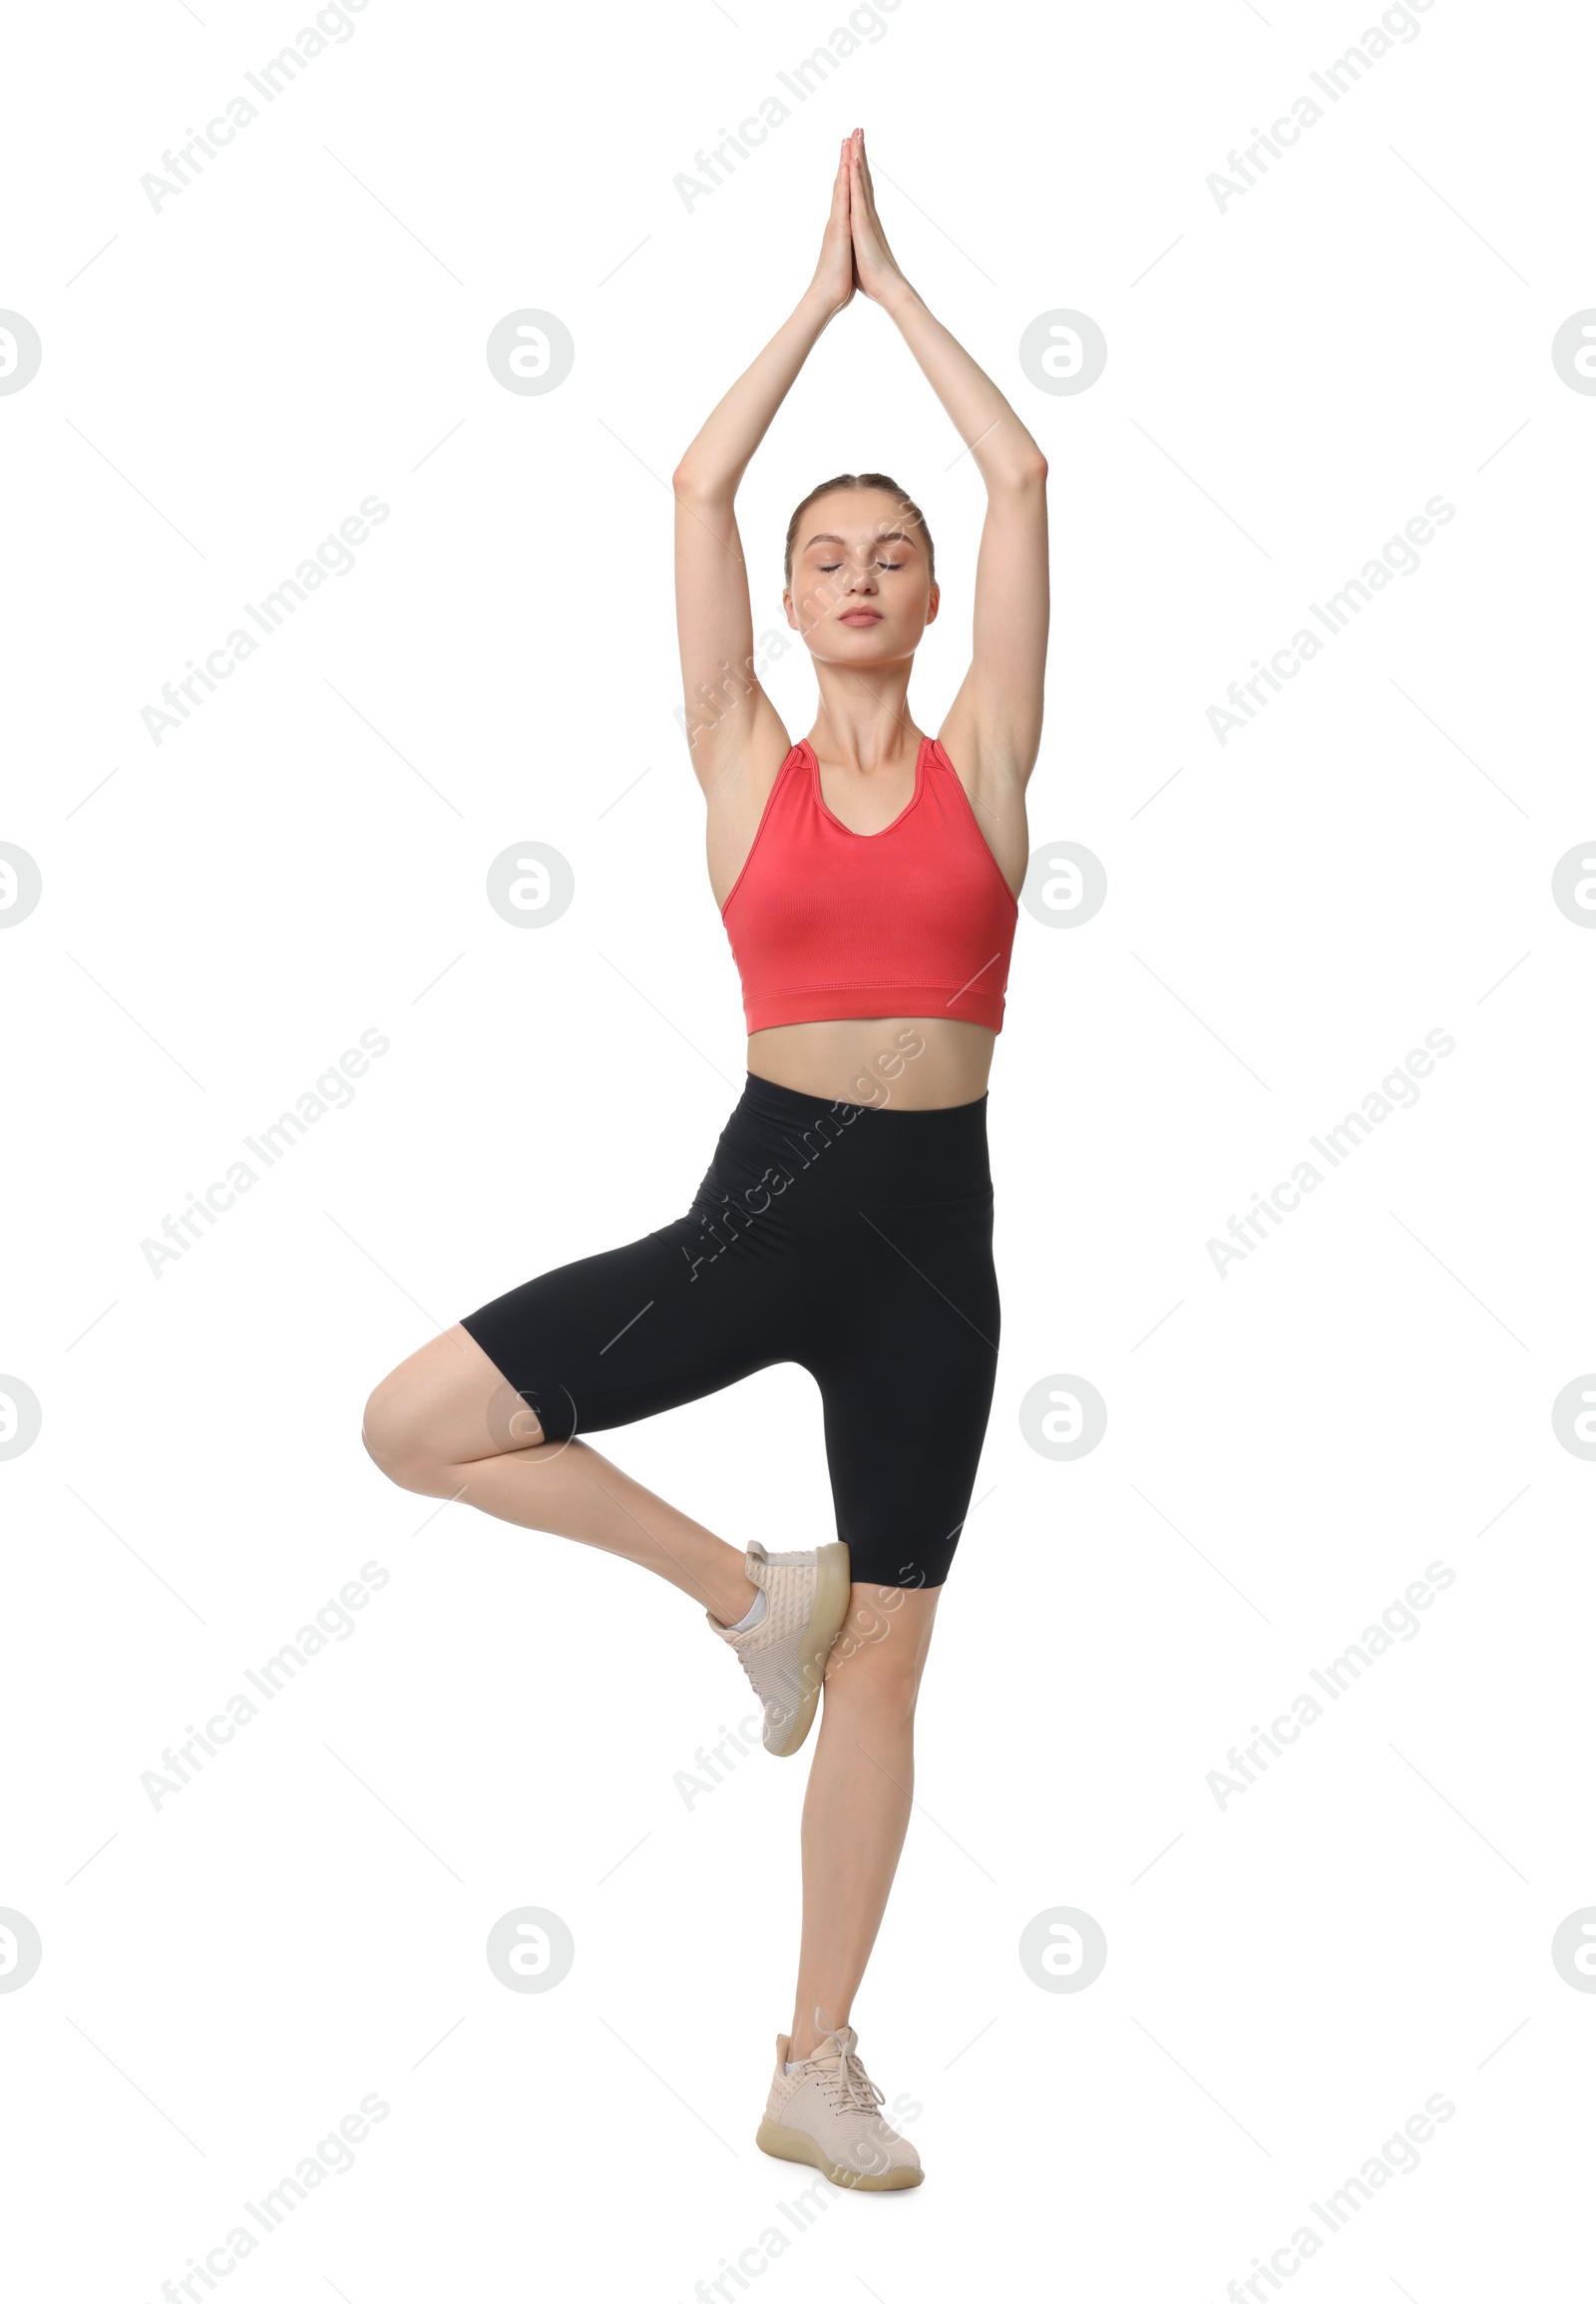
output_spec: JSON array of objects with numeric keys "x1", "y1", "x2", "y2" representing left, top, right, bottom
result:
[
  {"x1": 360, "y1": 1368, "x2": 485, "y2": 1494},
  {"x1": 360, "y1": 1371, "x2": 441, "y2": 1491},
  {"x1": 361, "y1": 1351, "x2": 547, "y2": 1492}
]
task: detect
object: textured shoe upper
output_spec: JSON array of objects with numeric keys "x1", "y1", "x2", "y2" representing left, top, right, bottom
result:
[
  {"x1": 707, "y1": 1542, "x2": 827, "y2": 1748},
  {"x1": 766, "y1": 2026, "x2": 920, "y2": 2177}
]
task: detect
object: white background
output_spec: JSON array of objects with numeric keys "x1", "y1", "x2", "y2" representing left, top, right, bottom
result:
[{"x1": 3, "y1": 0, "x2": 1593, "y2": 2295}]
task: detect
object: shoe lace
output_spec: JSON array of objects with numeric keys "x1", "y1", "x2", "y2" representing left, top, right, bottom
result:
[{"x1": 810, "y1": 2036, "x2": 884, "y2": 2117}]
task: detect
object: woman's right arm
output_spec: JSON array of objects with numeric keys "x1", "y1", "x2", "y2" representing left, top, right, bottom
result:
[{"x1": 672, "y1": 142, "x2": 856, "y2": 794}]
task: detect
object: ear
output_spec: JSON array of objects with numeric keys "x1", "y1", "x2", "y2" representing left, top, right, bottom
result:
[
  {"x1": 782, "y1": 585, "x2": 799, "y2": 631},
  {"x1": 924, "y1": 582, "x2": 941, "y2": 626}
]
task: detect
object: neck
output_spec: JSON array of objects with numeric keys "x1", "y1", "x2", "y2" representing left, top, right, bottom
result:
[{"x1": 806, "y1": 664, "x2": 921, "y2": 773}]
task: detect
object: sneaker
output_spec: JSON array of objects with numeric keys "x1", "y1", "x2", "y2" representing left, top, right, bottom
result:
[
  {"x1": 755, "y1": 2025, "x2": 923, "y2": 2190},
  {"x1": 706, "y1": 1540, "x2": 851, "y2": 1757}
]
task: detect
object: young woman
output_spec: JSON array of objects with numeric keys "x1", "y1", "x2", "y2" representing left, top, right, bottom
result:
[{"x1": 362, "y1": 129, "x2": 1048, "y2": 2191}]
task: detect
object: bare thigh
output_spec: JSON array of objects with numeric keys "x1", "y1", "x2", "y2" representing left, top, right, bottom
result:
[{"x1": 362, "y1": 1324, "x2": 546, "y2": 1489}]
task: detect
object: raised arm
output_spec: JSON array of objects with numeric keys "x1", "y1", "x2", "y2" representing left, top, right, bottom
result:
[
  {"x1": 672, "y1": 143, "x2": 857, "y2": 796},
  {"x1": 846, "y1": 132, "x2": 1049, "y2": 802}
]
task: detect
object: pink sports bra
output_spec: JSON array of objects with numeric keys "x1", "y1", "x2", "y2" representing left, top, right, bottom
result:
[{"x1": 720, "y1": 736, "x2": 1020, "y2": 1035}]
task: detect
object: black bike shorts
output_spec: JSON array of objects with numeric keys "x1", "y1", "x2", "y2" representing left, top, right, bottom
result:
[{"x1": 458, "y1": 1070, "x2": 1000, "y2": 1590}]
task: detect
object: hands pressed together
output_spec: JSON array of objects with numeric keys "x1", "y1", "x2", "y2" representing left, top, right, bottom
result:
[{"x1": 811, "y1": 128, "x2": 911, "y2": 316}]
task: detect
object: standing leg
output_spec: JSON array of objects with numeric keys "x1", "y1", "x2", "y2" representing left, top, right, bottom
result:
[
  {"x1": 788, "y1": 1584, "x2": 941, "y2": 2056},
  {"x1": 781, "y1": 1163, "x2": 998, "y2": 2056}
]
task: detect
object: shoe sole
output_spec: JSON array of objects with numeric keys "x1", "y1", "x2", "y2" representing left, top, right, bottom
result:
[
  {"x1": 755, "y1": 2116, "x2": 924, "y2": 2189},
  {"x1": 767, "y1": 1540, "x2": 852, "y2": 1758}
]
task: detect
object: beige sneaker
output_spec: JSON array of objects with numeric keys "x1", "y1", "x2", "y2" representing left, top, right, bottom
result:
[
  {"x1": 706, "y1": 1540, "x2": 851, "y2": 1757},
  {"x1": 756, "y1": 2025, "x2": 923, "y2": 2190}
]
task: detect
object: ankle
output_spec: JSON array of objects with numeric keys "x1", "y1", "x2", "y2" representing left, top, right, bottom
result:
[
  {"x1": 712, "y1": 1568, "x2": 760, "y2": 1629},
  {"x1": 788, "y1": 2017, "x2": 845, "y2": 2064}
]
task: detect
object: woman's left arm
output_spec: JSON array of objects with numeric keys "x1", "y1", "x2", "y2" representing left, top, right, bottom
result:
[{"x1": 848, "y1": 133, "x2": 1049, "y2": 804}]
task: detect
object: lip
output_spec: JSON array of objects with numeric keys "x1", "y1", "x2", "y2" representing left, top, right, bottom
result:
[{"x1": 837, "y1": 609, "x2": 884, "y2": 625}]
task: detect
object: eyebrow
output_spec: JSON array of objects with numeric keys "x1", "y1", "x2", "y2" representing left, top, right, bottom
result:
[{"x1": 803, "y1": 530, "x2": 919, "y2": 554}]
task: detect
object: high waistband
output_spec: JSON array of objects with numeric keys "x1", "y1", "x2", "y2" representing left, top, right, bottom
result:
[{"x1": 717, "y1": 1069, "x2": 992, "y2": 1206}]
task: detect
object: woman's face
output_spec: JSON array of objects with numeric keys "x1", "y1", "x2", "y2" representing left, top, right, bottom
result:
[{"x1": 783, "y1": 488, "x2": 938, "y2": 663}]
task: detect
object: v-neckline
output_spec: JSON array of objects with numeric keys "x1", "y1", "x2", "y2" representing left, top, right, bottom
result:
[{"x1": 804, "y1": 737, "x2": 929, "y2": 840}]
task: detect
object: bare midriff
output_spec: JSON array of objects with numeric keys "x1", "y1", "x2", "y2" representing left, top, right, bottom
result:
[{"x1": 746, "y1": 1015, "x2": 997, "y2": 1110}]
